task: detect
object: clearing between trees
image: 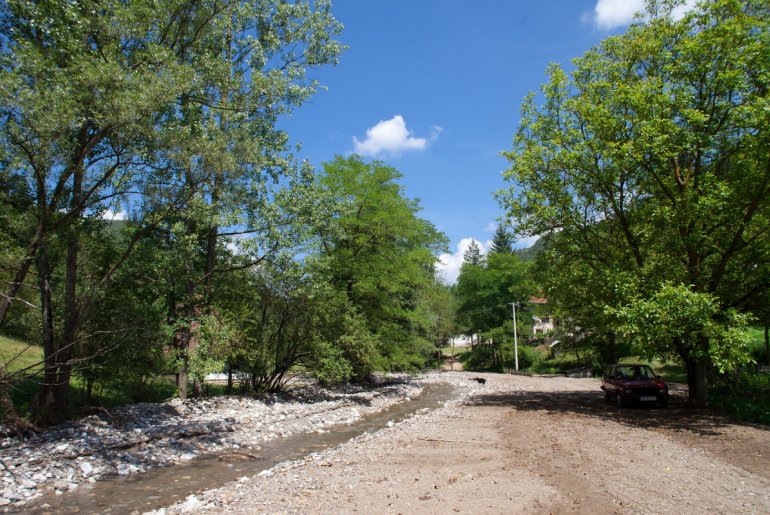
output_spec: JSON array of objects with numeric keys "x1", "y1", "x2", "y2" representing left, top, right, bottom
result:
[{"x1": 152, "y1": 372, "x2": 769, "y2": 514}]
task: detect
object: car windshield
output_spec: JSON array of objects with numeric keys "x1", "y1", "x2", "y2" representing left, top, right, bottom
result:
[{"x1": 616, "y1": 366, "x2": 655, "y2": 379}]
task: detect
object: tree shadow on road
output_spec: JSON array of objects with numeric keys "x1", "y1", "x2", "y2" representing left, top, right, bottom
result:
[{"x1": 466, "y1": 383, "x2": 766, "y2": 437}]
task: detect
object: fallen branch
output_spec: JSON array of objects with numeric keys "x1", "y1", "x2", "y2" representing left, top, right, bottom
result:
[{"x1": 419, "y1": 437, "x2": 496, "y2": 445}]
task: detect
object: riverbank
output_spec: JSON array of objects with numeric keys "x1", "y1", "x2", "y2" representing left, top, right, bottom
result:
[
  {"x1": 6, "y1": 372, "x2": 770, "y2": 514},
  {"x1": 0, "y1": 375, "x2": 429, "y2": 509},
  {"x1": 156, "y1": 372, "x2": 770, "y2": 515}
]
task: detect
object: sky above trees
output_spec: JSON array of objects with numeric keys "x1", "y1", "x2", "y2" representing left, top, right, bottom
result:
[{"x1": 277, "y1": 0, "x2": 697, "y2": 283}]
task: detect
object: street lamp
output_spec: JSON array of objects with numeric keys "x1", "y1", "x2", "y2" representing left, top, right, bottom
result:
[{"x1": 510, "y1": 301, "x2": 519, "y2": 372}]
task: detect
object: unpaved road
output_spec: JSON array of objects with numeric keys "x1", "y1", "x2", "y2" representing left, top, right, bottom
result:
[{"x1": 163, "y1": 372, "x2": 770, "y2": 514}]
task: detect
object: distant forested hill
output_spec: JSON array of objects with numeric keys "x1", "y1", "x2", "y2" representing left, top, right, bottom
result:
[{"x1": 516, "y1": 236, "x2": 545, "y2": 261}]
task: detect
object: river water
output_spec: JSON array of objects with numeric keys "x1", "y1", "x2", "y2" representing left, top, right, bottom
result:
[{"x1": 25, "y1": 383, "x2": 456, "y2": 514}]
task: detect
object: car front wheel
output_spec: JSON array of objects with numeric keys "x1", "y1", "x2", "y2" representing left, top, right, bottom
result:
[{"x1": 616, "y1": 392, "x2": 624, "y2": 407}]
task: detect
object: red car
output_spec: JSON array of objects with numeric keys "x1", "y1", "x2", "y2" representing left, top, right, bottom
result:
[{"x1": 601, "y1": 364, "x2": 669, "y2": 408}]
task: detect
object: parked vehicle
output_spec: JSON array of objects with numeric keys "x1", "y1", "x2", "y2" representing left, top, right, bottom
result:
[{"x1": 601, "y1": 364, "x2": 669, "y2": 408}]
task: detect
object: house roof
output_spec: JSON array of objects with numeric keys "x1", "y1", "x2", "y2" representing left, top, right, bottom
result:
[{"x1": 528, "y1": 296, "x2": 548, "y2": 304}]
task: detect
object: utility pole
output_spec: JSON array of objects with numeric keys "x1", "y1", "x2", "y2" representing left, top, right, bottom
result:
[{"x1": 510, "y1": 302, "x2": 519, "y2": 372}]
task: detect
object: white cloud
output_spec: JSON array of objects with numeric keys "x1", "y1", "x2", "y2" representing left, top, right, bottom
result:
[
  {"x1": 103, "y1": 209, "x2": 126, "y2": 221},
  {"x1": 589, "y1": 0, "x2": 698, "y2": 30},
  {"x1": 483, "y1": 222, "x2": 497, "y2": 232},
  {"x1": 353, "y1": 115, "x2": 440, "y2": 157},
  {"x1": 436, "y1": 238, "x2": 488, "y2": 285},
  {"x1": 591, "y1": 0, "x2": 645, "y2": 30}
]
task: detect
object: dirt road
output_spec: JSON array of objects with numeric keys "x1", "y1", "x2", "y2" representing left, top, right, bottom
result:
[{"x1": 162, "y1": 372, "x2": 770, "y2": 514}]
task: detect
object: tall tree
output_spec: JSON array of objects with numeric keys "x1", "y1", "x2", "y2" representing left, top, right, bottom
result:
[
  {"x1": 455, "y1": 252, "x2": 531, "y2": 337},
  {"x1": 498, "y1": 0, "x2": 770, "y2": 406},
  {"x1": 159, "y1": 0, "x2": 343, "y2": 399},
  {"x1": 0, "y1": 0, "x2": 213, "y2": 420},
  {"x1": 489, "y1": 225, "x2": 514, "y2": 254},
  {"x1": 0, "y1": 0, "x2": 343, "y2": 418},
  {"x1": 463, "y1": 240, "x2": 484, "y2": 265},
  {"x1": 317, "y1": 155, "x2": 448, "y2": 372}
]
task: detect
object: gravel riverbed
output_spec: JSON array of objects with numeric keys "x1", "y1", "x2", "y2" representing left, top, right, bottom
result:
[
  {"x1": 4, "y1": 371, "x2": 769, "y2": 514},
  {"x1": 153, "y1": 372, "x2": 770, "y2": 515},
  {"x1": 0, "y1": 374, "x2": 427, "y2": 510}
]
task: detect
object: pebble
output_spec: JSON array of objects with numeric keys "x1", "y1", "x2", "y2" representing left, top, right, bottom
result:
[{"x1": 0, "y1": 374, "x2": 423, "y2": 508}]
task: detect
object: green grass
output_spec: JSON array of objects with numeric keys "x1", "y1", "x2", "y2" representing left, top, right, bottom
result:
[
  {"x1": 747, "y1": 326, "x2": 768, "y2": 364},
  {"x1": 0, "y1": 334, "x2": 43, "y2": 374}
]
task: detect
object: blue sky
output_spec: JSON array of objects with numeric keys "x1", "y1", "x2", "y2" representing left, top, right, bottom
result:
[{"x1": 279, "y1": 0, "x2": 680, "y2": 282}]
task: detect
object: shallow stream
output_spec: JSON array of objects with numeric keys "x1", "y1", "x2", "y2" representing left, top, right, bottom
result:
[{"x1": 25, "y1": 383, "x2": 457, "y2": 514}]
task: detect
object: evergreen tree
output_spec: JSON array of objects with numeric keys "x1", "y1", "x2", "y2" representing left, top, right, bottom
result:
[
  {"x1": 489, "y1": 225, "x2": 514, "y2": 254},
  {"x1": 463, "y1": 240, "x2": 483, "y2": 265}
]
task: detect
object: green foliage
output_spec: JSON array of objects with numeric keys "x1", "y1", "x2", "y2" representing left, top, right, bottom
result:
[
  {"x1": 316, "y1": 155, "x2": 449, "y2": 373},
  {"x1": 312, "y1": 343, "x2": 354, "y2": 385},
  {"x1": 609, "y1": 283, "x2": 755, "y2": 373},
  {"x1": 333, "y1": 312, "x2": 381, "y2": 381},
  {"x1": 0, "y1": 0, "x2": 345, "y2": 415},
  {"x1": 499, "y1": 0, "x2": 770, "y2": 404},
  {"x1": 710, "y1": 372, "x2": 770, "y2": 425},
  {"x1": 489, "y1": 225, "x2": 514, "y2": 254},
  {"x1": 455, "y1": 252, "x2": 532, "y2": 336},
  {"x1": 463, "y1": 240, "x2": 484, "y2": 265}
]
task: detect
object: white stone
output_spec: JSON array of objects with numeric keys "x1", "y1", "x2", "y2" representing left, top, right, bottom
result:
[
  {"x1": 179, "y1": 494, "x2": 200, "y2": 513},
  {"x1": 79, "y1": 462, "x2": 93, "y2": 476}
]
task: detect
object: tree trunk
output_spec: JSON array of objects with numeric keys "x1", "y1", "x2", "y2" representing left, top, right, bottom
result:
[
  {"x1": 685, "y1": 357, "x2": 709, "y2": 407},
  {"x1": 177, "y1": 368, "x2": 188, "y2": 400},
  {"x1": 50, "y1": 167, "x2": 84, "y2": 418},
  {"x1": 175, "y1": 323, "x2": 191, "y2": 401},
  {"x1": 35, "y1": 238, "x2": 58, "y2": 421}
]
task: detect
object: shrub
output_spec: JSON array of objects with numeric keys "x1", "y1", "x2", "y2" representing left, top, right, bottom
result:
[{"x1": 709, "y1": 372, "x2": 770, "y2": 425}]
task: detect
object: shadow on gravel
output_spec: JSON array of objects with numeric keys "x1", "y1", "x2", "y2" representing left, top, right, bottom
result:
[{"x1": 467, "y1": 384, "x2": 763, "y2": 436}]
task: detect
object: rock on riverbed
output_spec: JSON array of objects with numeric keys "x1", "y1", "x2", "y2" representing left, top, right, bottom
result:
[{"x1": 0, "y1": 375, "x2": 424, "y2": 509}]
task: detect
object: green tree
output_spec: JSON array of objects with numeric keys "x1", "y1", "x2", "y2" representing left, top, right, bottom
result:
[
  {"x1": 463, "y1": 239, "x2": 484, "y2": 265},
  {"x1": 0, "y1": 0, "x2": 214, "y2": 420},
  {"x1": 317, "y1": 155, "x2": 448, "y2": 372},
  {"x1": 498, "y1": 0, "x2": 770, "y2": 406},
  {"x1": 158, "y1": 0, "x2": 343, "y2": 399},
  {"x1": 0, "y1": 0, "x2": 343, "y2": 419},
  {"x1": 489, "y1": 225, "x2": 514, "y2": 254},
  {"x1": 455, "y1": 252, "x2": 532, "y2": 339}
]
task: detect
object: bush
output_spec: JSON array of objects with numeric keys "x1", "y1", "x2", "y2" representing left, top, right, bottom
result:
[
  {"x1": 312, "y1": 344, "x2": 354, "y2": 385},
  {"x1": 507, "y1": 345, "x2": 541, "y2": 371},
  {"x1": 709, "y1": 372, "x2": 770, "y2": 425}
]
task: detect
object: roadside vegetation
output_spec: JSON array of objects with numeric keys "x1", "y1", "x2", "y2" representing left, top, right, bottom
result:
[
  {"x1": 0, "y1": 0, "x2": 454, "y2": 426},
  {"x1": 1, "y1": 0, "x2": 769, "y2": 429}
]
